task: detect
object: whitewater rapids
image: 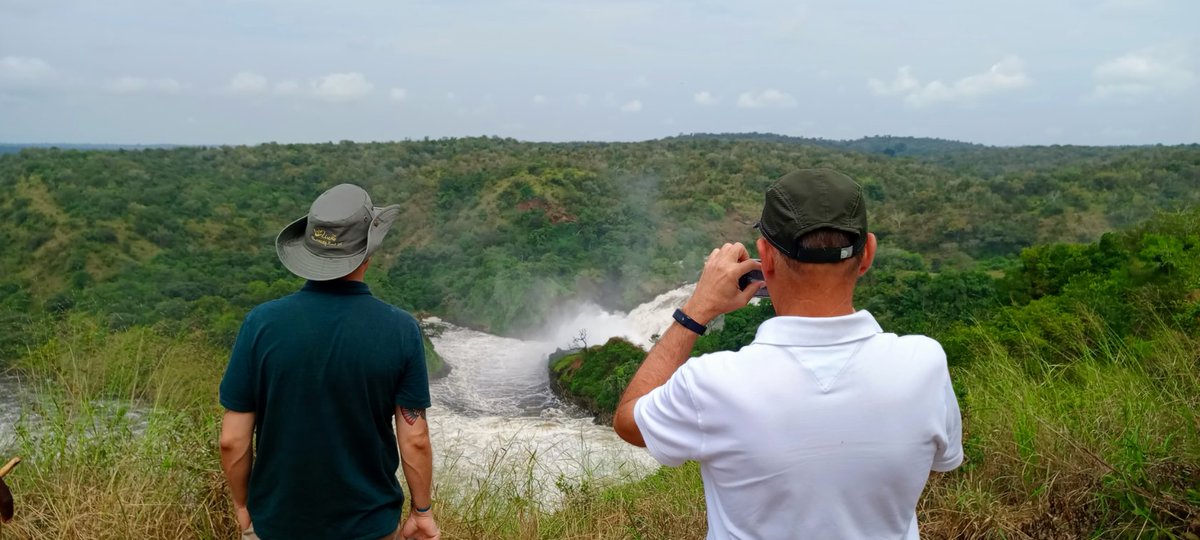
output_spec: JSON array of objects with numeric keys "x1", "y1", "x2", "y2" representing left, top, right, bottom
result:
[
  {"x1": 0, "y1": 285, "x2": 700, "y2": 505},
  {"x1": 425, "y1": 284, "x2": 695, "y2": 503}
]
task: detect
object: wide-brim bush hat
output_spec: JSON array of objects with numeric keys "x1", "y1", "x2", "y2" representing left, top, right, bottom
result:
[{"x1": 275, "y1": 183, "x2": 401, "y2": 281}]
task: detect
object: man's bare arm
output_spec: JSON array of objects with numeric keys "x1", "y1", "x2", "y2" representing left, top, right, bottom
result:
[
  {"x1": 396, "y1": 406, "x2": 441, "y2": 538},
  {"x1": 396, "y1": 407, "x2": 433, "y2": 509},
  {"x1": 219, "y1": 410, "x2": 255, "y2": 528},
  {"x1": 613, "y1": 320, "x2": 705, "y2": 447},
  {"x1": 612, "y1": 243, "x2": 763, "y2": 447}
]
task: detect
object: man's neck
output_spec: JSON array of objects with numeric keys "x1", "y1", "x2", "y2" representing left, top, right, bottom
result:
[
  {"x1": 769, "y1": 279, "x2": 856, "y2": 318},
  {"x1": 341, "y1": 264, "x2": 369, "y2": 282}
]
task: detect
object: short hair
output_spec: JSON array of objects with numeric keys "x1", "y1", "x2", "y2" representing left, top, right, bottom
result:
[{"x1": 777, "y1": 228, "x2": 862, "y2": 274}]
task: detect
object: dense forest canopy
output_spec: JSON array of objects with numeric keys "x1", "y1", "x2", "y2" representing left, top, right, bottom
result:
[{"x1": 1, "y1": 135, "x2": 1197, "y2": 349}]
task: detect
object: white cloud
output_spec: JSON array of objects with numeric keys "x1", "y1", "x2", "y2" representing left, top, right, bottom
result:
[
  {"x1": 224, "y1": 71, "x2": 269, "y2": 96},
  {"x1": 693, "y1": 90, "x2": 720, "y2": 106},
  {"x1": 274, "y1": 80, "x2": 301, "y2": 96},
  {"x1": 105, "y1": 76, "x2": 183, "y2": 95},
  {"x1": 446, "y1": 92, "x2": 456, "y2": 101},
  {"x1": 620, "y1": 99, "x2": 642, "y2": 113},
  {"x1": 0, "y1": 56, "x2": 54, "y2": 84},
  {"x1": 627, "y1": 75, "x2": 650, "y2": 88},
  {"x1": 310, "y1": 72, "x2": 374, "y2": 102},
  {"x1": 575, "y1": 93, "x2": 590, "y2": 106},
  {"x1": 389, "y1": 87, "x2": 408, "y2": 101},
  {"x1": 736, "y1": 89, "x2": 796, "y2": 109},
  {"x1": 868, "y1": 66, "x2": 919, "y2": 96},
  {"x1": 532, "y1": 94, "x2": 547, "y2": 105},
  {"x1": 1090, "y1": 49, "x2": 1197, "y2": 100},
  {"x1": 869, "y1": 56, "x2": 1032, "y2": 107}
]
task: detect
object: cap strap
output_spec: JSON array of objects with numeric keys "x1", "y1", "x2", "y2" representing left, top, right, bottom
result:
[
  {"x1": 790, "y1": 244, "x2": 859, "y2": 263},
  {"x1": 757, "y1": 221, "x2": 865, "y2": 263}
]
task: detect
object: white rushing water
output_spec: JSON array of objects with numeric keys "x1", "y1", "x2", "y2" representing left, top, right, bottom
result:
[
  {"x1": 0, "y1": 285, "x2": 699, "y2": 504},
  {"x1": 0, "y1": 376, "x2": 20, "y2": 450},
  {"x1": 425, "y1": 284, "x2": 695, "y2": 503}
]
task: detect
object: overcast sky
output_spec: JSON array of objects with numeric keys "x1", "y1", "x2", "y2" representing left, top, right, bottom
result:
[{"x1": 1, "y1": 0, "x2": 1197, "y2": 146}]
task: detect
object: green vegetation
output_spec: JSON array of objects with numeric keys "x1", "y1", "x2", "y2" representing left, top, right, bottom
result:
[
  {"x1": 1, "y1": 138, "x2": 1197, "y2": 344},
  {"x1": 424, "y1": 335, "x2": 449, "y2": 379},
  {"x1": 549, "y1": 337, "x2": 646, "y2": 423},
  {"x1": 1, "y1": 316, "x2": 709, "y2": 540},
  {"x1": 2, "y1": 136, "x2": 1199, "y2": 538},
  {"x1": 0, "y1": 316, "x2": 236, "y2": 539},
  {"x1": 549, "y1": 210, "x2": 1200, "y2": 536}
]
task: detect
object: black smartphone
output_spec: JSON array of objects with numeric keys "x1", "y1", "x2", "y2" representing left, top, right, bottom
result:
[{"x1": 738, "y1": 260, "x2": 769, "y2": 298}]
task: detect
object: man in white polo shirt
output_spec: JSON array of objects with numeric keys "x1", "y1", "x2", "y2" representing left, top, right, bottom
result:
[{"x1": 613, "y1": 168, "x2": 963, "y2": 539}]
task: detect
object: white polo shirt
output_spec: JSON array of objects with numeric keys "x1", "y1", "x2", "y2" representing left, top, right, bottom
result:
[{"x1": 634, "y1": 310, "x2": 963, "y2": 539}]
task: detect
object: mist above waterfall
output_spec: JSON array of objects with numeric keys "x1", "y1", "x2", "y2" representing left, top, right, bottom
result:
[
  {"x1": 419, "y1": 287, "x2": 704, "y2": 502},
  {"x1": 529, "y1": 284, "x2": 696, "y2": 350}
]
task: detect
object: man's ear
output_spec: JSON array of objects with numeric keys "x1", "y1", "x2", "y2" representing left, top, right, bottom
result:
[
  {"x1": 757, "y1": 238, "x2": 776, "y2": 277},
  {"x1": 857, "y1": 233, "x2": 877, "y2": 277}
]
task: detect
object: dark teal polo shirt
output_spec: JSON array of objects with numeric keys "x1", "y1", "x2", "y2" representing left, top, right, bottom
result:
[{"x1": 219, "y1": 280, "x2": 430, "y2": 540}]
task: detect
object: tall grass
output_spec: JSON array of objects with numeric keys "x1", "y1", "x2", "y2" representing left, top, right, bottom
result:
[
  {"x1": 0, "y1": 315, "x2": 238, "y2": 539},
  {"x1": 1, "y1": 312, "x2": 1197, "y2": 539},
  {"x1": 920, "y1": 310, "x2": 1200, "y2": 538}
]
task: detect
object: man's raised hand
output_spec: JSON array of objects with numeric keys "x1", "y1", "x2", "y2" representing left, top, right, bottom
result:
[{"x1": 682, "y1": 242, "x2": 763, "y2": 325}]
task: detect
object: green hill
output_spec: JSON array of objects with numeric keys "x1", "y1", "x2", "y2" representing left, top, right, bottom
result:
[
  {"x1": 0, "y1": 137, "x2": 1197, "y2": 347},
  {"x1": 2, "y1": 136, "x2": 1198, "y2": 538},
  {"x1": 667, "y1": 133, "x2": 988, "y2": 157}
]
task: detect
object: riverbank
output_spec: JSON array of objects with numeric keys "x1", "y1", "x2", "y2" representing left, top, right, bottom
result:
[{"x1": 1, "y1": 309, "x2": 1198, "y2": 538}]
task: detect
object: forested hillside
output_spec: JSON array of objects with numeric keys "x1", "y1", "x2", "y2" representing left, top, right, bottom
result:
[
  {"x1": 1, "y1": 137, "x2": 1197, "y2": 350},
  {"x1": 2, "y1": 136, "x2": 1198, "y2": 538}
]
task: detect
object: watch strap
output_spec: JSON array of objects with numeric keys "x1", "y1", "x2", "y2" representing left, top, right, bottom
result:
[{"x1": 673, "y1": 308, "x2": 707, "y2": 335}]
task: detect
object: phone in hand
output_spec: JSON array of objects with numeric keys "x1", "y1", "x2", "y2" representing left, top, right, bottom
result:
[{"x1": 738, "y1": 260, "x2": 769, "y2": 298}]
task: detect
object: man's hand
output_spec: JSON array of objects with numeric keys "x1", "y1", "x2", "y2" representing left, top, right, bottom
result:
[
  {"x1": 682, "y1": 242, "x2": 763, "y2": 324},
  {"x1": 400, "y1": 510, "x2": 440, "y2": 540},
  {"x1": 235, "y1": 504, "x2": 252, "y2": 532},
  {"x1": 613, "y1": 242, "x2": 763, "y2": 447}
]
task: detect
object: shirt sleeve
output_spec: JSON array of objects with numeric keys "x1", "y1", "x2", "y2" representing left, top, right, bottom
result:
[
  {"x1": 633, "y1": 365, "x2": 703, "y2": 467},
  {"x1": 219, "y1": 312, "x2": 258, "y2": 413},
  {"x1": 932, "y1": 372, "x2": 964, "y2": 472},
  {"x1": 394, "y1": 319, "x2": 432, "y2": 409}
]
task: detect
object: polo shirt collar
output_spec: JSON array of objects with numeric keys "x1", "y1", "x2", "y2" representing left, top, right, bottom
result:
[
  {"x1": 302, "y1": 280, "x2": 372, "y2": 295},
  {"x1": 752, "y1": 310, "x2": 883, "y2": 347}
]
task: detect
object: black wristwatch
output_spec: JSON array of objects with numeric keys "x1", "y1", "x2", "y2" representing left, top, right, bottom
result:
[{"x1": 673, "y1": 308, "x2": 707, "y2": 335}]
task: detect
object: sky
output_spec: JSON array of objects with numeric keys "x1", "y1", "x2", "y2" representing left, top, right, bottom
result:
[{"x1": 1, "y1": 0, "x2": 1197, "y2": 146}]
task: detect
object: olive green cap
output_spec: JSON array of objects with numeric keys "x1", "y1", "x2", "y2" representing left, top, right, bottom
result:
[{"x1": 754, "y1": 168, "x2": 868, "y2": 263}]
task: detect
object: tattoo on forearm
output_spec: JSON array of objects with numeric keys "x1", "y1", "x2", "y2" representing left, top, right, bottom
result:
[{"x1": 400, "y1": 408, "x2": 427, "y2": 425}]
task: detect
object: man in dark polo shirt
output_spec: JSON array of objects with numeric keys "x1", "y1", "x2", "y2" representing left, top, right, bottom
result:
[{"x1": 219, "y1": 184, "x2": 440, "y2": 540}]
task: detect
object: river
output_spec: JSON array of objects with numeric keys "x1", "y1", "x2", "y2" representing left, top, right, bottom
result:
[
  {"x1": 0, "y1": 376, "x2": 19, "y2": 451},
  {"x1": 424, "y1": 284, "x2": 695, "y2": 502},
  {"x1": 0, "y1": 285, "x2": 698, "y2": 504}
]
